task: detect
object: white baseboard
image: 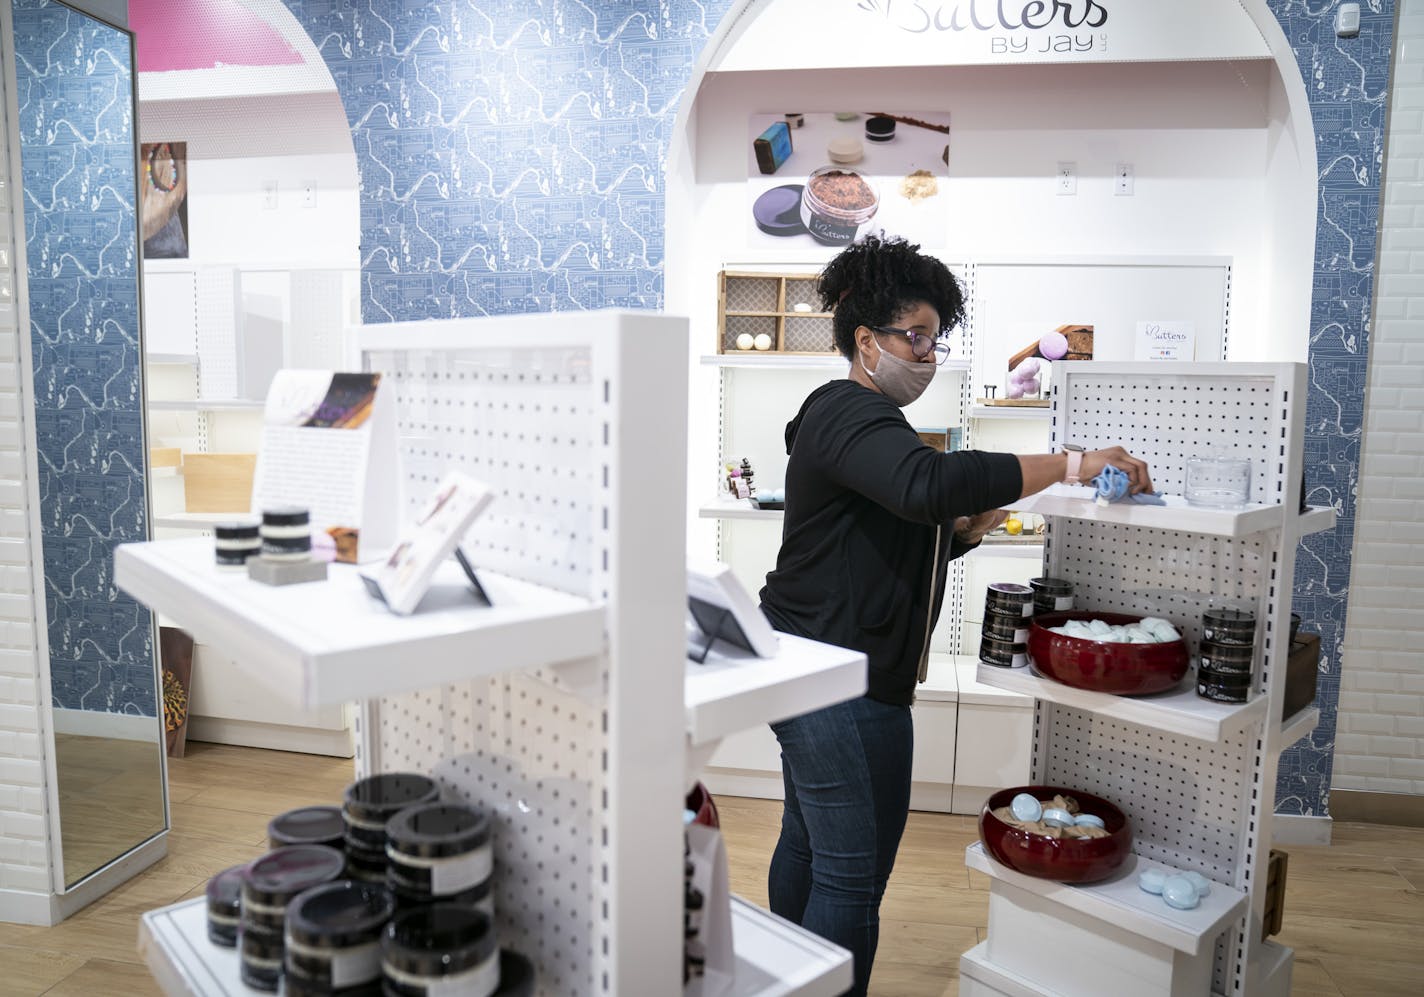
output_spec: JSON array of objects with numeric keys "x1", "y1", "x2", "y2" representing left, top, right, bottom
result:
[
  {"x1": 189, "y1": 716, "x2": 354, "y2": 757},
  {"x1": 1271, "y1": 813, "x2": 1332, "y2": 846},
  {"x1": 53, "y1": 707, "x2": 161, "y2": 742},
  {"x1": 0, "y1": 886, "x2": 56, "y2": 926},
  {"x1": 702, "y1": 769, "x2": 783, "y2": 802},
  {"x1": 0, "y1": 832, "x2": 167, "y2": 926}
]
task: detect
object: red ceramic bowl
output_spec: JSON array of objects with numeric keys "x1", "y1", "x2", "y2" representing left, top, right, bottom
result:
[
  {"x1": 1028, "y1": 611, "x2": 1189, "y2": 695},
  {"x1": 979, "y1": 785, "x2": 1132, "y2": 884}
]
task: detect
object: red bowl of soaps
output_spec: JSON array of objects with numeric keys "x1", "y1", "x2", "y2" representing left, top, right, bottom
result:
[{"x1": 1028, "y1": 611, "x2": 1189, "y2": 695}]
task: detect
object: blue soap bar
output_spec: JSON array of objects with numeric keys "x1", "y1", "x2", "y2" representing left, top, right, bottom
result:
[
  {"x1": 1183, "y1": 871, "x2": 1211, "y2": 896},
  {"x1": 754, "y1": 121, "x2": 794, "y2": 175},
  {"x1": 1162, "y1": 875, "x2": 1201, "y2": 909},
  {"x1": 1010, "y1": 793, "x2": 1042, "y2": 823},
  {"x1": 1073, "y1": 813, "x2": 1105, "y2": 830},
  {"x1": 1138, "y1": 868, "x2": 1166, "y2": 895},
  {"x1": 1041, "y1": 807, "x2": 1073, "y2": 829}
]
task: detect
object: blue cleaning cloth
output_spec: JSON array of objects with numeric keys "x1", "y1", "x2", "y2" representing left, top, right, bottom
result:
[{"x1": 1093, "y1": 464, "x2": 1167, "y2": 506}]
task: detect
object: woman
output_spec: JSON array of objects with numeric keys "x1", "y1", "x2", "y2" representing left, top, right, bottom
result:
[{"x1": 758, "y1": 234, "x2": 1151, "y2": 995}]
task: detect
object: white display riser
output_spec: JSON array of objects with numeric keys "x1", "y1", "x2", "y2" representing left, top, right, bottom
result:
[
  {"x1": 960, "y1": 940, "x2": 1294, "y2": 997},
  {"x1": 701, "y1": 657, "x2": 1032, "y2": 815},
  {"x1": 983, "y1": 884, "x2": 1216, "y2": 997},
  {"x1": 187, "y1": 642, "x2": 353, "y2": 757}
]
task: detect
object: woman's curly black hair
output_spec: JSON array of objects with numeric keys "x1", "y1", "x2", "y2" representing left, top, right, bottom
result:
[{"x1": 817, "y1": 233, "x2": 966, "y2": 360}]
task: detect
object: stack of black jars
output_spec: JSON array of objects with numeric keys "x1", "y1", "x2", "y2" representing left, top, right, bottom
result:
[
  {"x1": 1197, "y1": 607, "x2": 1256, "y2": 703},
  {"x1": 1029, "y1": 576, "x2": 1074, "y2": 615},
  {"x1": 981, "y1": 583, "x2": 1033, "y2": 667},
  {"x1": 203, "y1": 772, "x2": 533, "y2": 996}
]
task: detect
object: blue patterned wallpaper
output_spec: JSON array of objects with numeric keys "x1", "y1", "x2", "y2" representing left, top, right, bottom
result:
[
  {"x1": 282, "y1": 1, "x2": 1391, "y2": 815},
  {"x1": 1267, "y1": 0, "x2": 1394, "y2": 817},
  {"x1": 13, "y1": 0, "x2": 155, "y2": 716},
  {"x1": 282, "y1": 0, "x2": 736, "y2": 321}
]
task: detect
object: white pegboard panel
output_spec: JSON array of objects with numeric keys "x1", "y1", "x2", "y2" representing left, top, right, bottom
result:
[
  {"x1": 365, "y1": 346, "x2": 599, "y2": 601},
  {"x1": 195, "y1": 267, "x2": 240, "y2": 400},
  {"x1": 1048, "y1": 519, "x2": 1270, "y2": 658},
  {"x1": 1050, "y1": 367, "x2": 1285, "y2": 506},
  {"x1": 1039, "y1": 706, "x2": 1251, "y2": 882},
  {"x1": 288, "y1": 270, "x2": 352, "y2": 370},
  {"x1": 367, "y1": 675, "x2": 604, "y2": 996}
]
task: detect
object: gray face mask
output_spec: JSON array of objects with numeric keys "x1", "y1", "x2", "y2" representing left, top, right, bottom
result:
[{"x1": 863, "y1": 334, "x2": 935, "y2": 407}]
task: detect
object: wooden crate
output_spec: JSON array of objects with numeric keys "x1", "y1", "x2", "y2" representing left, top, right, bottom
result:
[{"x1": 182, "y1": 453, "x2": 256, "y2": 513}]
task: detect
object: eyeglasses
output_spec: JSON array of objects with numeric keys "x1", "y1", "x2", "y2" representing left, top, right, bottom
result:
[{"x1": 871, "y1": 326, "x2": 954, "y2": 365}]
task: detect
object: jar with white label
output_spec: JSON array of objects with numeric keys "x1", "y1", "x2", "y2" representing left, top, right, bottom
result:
[
  {"x1": 284, "y1": 879, "x2": 395, "y2": 996},
  {"x1": 239, "y1": 845, "x2": 346, "y2": 992},
  {"x1": 385, "y1": 803, "x2": 493, "y2": 911},
  {"x1": 381, "y1": 905, "x2": 500, "y2": 997}
]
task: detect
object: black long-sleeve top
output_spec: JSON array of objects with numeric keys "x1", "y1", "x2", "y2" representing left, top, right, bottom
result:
[{"x1": 759, "y1": 379, "x2": 1025, "y2": 705}]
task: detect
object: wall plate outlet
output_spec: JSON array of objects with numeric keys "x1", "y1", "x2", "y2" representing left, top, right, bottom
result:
[
  {"x1": 262, "y1": 181, "x2": 278, "y2": 210},
  {"x1": 1115, "y1": 163, "x2": 1134, "y2": 196},
  {"x1": 1057, "y1": 162, "x2": 1077, "y2": 196},
  {"x1": 302, "y1": 181, "x2": 318, "y2": 208}
]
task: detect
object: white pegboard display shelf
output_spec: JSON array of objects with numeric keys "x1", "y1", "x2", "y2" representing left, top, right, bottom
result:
[
  {"x1": 151, "y1": 512, "x2": 250, "y2": 531},
  {"x1": 139, "y1": 897, "x2": 244, "y2": 996},
  {"x1": 1016, "y1": 485, "x2": 1338, "y2": 539},
  {"x1": 965, "y1": 843, "x2": 1247, "y2": 957},
  {"x1": 115, "y1": 537, "x2": 604, "y2": 709},
  {"x1": 149, "y1": 399, "x2": 267, "y2": 412},
  {"x1": 975, "y1": 663, "x2": 1267, "y2": 743},
  {"x1": 685, "y1": 633, "x2": 866, "y2": 746},
  {"x1": 970, "y1": 404, "x2": 1051, "y2": 421},
  {"x1": 689, "y1": 896, "x2": 853, "y2": 997}
]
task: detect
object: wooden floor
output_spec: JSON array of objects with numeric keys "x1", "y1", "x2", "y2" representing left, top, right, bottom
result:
[{"x1": 0, "y1": 742, "x2": 1420, "y2": 995}]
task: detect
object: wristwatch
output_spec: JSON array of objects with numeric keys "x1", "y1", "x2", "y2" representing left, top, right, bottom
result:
[{"x1": 1062, "y1": 444, "x2": 1085, "y2": 486}]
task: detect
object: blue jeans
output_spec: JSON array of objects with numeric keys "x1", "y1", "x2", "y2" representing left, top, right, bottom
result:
[{"x1": 769, "y1": 695, "x2": 914, "y2": 997}]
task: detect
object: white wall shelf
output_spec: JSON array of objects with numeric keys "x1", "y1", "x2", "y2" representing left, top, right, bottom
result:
[
  {"x1": 966, "y1": 842, "x2": 1247, "y2": 957},
  {"x1": 1279, "y1": 706, "x2": 1320, "y2": 751},
  {"x1": 139, "y1": 897, "x2": 241, "y2": 996},
  {"x1": 151, "y1": 513, "x2": 251, "y2": 530},
  {"x1": 145, "y1": 353, "x2": 198, "y2": 366},
  {"x1": 699, "y1": 498, "x2": 783, "y2": 521},
  {"x1": 115, "y1": 536, "x2": 605, "y2": 709},
  {"x1": 701, "y1": 353, "x2": 850, "y2": 371},
  {"x1": 971, "y1": 538, "x2": 1044, "y2": 559},
  {"x1": 976, "y1": 663, "x2": 1267, "y2": 743},
  {"x1": 970, "y1": 404, "x2": 1051, "y2": 421},
  {"x1": 1297, "y1": 504, "x2": 1336, "y2": 535},
  {"x1": 693, "y1": 895, "x2": 853, "y2": 997},
  {"x1": 149, "y1": 399, "x2": 266, "y2": 412},
  {"x1": 685, "y1": 633, "x2": 865, "y2": 747}
]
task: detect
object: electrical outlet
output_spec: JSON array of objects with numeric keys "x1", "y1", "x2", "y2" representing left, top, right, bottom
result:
[
  {"x1": 262, "y1": 180, "x2": 278, "y2": 210},
  {"x1": 1056, "y1": 162, "x2": 1077, "y2": 196},
  {"x1": 302, "y1": 181, "x2": 318, "y2": 208},
  {"x1": 1115, "y1": 163, "x2": 1134, "y2": 196}
]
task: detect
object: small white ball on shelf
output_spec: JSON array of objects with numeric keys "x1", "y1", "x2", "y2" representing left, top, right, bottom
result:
[
  {"x1": 735, "y1": 333, "x2": 755, "y2": 351},
  {"x1": 753, "y1": 333, "x2": 773, "y2": 351}
]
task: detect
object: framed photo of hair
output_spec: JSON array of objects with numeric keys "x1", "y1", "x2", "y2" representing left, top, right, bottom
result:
[{"x1": 140, "y1": 141, "x2": 189, "y2": 259}]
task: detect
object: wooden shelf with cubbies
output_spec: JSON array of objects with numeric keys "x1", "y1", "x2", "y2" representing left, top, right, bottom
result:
[{"x1": 717, "y1": 270, "x2": 837, "y2": 356}]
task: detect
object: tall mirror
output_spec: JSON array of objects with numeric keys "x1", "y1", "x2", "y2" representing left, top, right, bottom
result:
[{"x1": 9, "y1": 0, "x2": 166, "y2": 887}]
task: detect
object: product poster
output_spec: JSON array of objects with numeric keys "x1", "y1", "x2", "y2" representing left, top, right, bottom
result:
[
  {"x1": 746, "y1": 111, "x2": 950, "y2": 252},
  {"x1": 140, "y1": 141, "x2": 189, "y2": 259}
]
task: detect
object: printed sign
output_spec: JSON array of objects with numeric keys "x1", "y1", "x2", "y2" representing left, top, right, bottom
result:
[{"x1": 1135, "y1": 321, "x2": 1196, "y2": 361}]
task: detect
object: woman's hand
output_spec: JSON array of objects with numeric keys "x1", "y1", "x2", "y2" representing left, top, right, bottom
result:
[
  {"x1": 1080, "y1": 447, "x2": 1153, "y2": 495},
  {"x1": 954, "y1": 509, "x2": 1008, "y2": 544}
]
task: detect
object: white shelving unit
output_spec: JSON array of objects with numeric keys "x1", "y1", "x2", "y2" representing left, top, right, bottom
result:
[
  {"x1": 148, "y1": 398, "x2": 266, "y2": 412},
  {"x1": 1279, "y1": 706, "x2": 1320, "y2": 751},
  {"x1": 126, "y1": 313, "x2": 716, "y2": 995},
  {"x1": 964, "y1": 361, "x2": 1316, "y2": 997},
  {"x1": 150, "y1": 512, "x2": 251, "y2": 531},
  {"x1": 116, "y1": 537, "x2": 606, "y2": 709},
  {"x1": 701, "y1": 353, "x2": 852, "y2": 371}
]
